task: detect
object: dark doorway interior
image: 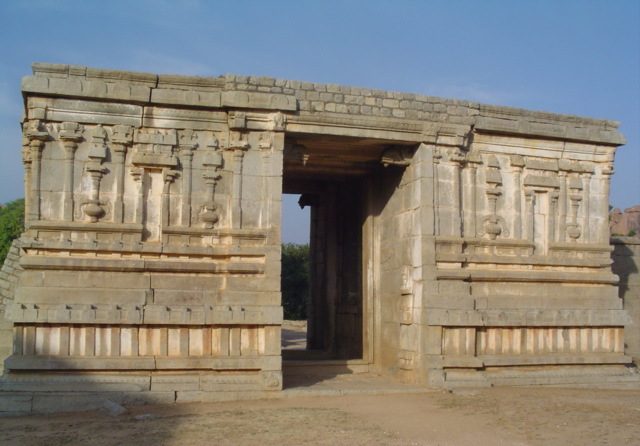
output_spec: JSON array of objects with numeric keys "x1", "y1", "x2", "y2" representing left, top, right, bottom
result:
[{"x1": 281, "y1": 134, "x2": 412, "y2": 362}]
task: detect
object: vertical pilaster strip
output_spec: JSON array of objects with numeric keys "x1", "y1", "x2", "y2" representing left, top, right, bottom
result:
[
  {"x1": 600, "y1": 163, "x2": 614, "y2": 243},
  {"x1": 26, "y1": 120, "x2": 48, "y2": 222},
  {"x1": 259, "y1": 132, "x2": 273, "y2": 229},
  {"x1": 22, "y1": 138, "x2": 32, "y2": 227},
  {"x1": 511, "y1": 155, "x2": 524, "y2": 239},
  {"x1": 558, "y1": 171, "x2": 568, "y2": 242},
  {"x1": 433, "y1": 148, "x2": 441, "y2": 236},
  {"x1": 178, "y1": 129, "x2": 198, "y2": 227},
  {"x1": 464, "y1": 153, "x2": 481, "y2": 238},
  {"x1": 162, "y1": 169, "x2": 178, "y2": 228},
  {"x1": 582, "y1": 172, "x2": 591, "y2": 242},
  {"x1": 131, "y1": 168, "x2": 144, "y2": 225},
  {"x1": 449, "y1": 149, "x2": 464, "y2": 237},
  {"x1": 62, "y1": 142, "x2": 78, "y2": 220},
  {"x1": 112, "y1": 125, "x2": 133, "y2": 224},
  {"x1": 59, "y1": 122, "x2": 83, "y2": 222},
  {"x1": 549, "y1": 191, "x2": 559, "y2": 243},
  {"x1": 227, "y1": 112, "x2": 249, "y2": 229},
  {"x1": 525, "y1": 189, "x2": 535, "y2": 242}
]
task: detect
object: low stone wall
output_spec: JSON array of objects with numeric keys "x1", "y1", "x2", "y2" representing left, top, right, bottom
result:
[
  {"x1": 0, "y1": 240, "x2": 22, "y2": 375},
  {"x1": 612, "y1": 237, "x2": 640, "y2": 364}
]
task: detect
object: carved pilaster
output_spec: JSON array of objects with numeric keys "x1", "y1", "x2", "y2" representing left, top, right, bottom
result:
[
  {"x1": 82, "y1": 125, "x2": 108, "y2": 223},
  {"x1": 525, "y1": 189, "x2": 535, "y2": 242},
  {"x1": 59, "y1": 122, "x2": 83, "y2": 221},
  {"x1": 162, "y1": 169, "x2": 179, "y2": 227},
  {"x1": 549, "y1": 190, "x2": 559, "y2": 243},
  {"x1": 130, "y1": 167, "x2": 144, "y2": 225},
  {"x1": 581, "y1": 172, "x2": 592, "y2": 242},
  {"x1": 433, "y1": 147, "x2": 442, "y2": 236},
  {"x1": 448, "y1": 147, "x2": 465, "y2": 237},
  {"x1": 271, "y1": 112, "x2": 286, "y2": 131},
  {"x1": 21, "y1": 136, "x2": 31, "y2": 226},
  {"x1": 510, "y1": 155, "x2": 525, "y2": 239},
  {"x1": 259, "y1": 132, "x2": 274, "y2": 229},
  {"x1": 463, "y1": 152, "x2": 481, "y2": 238},
  {"x1": 599, "y1": 163, "x2": 614, "y2": 243},
  {"x1": 226, "y1": 130, "x2": 249, "y2": 228},
  {"x1": 111, "y1": 125, "x2": 133, "y2": 223},
  {"x1": 178, "y1": 129, "x2": 199, "y2": 227},
  {"x1": 482, "y1": 155, "x2": 506, "y2": 240},
  {"x1": 566, "y1": 176, "x2": 583, "y2": 242},
  {"x1": 200, "y1": 148, "x2": 223, "y2": 229},
  {"x1": 25, "y1": 119, "x2": 49, "y2": 223},
  {"x1": 558, "y1": 171, "x2": 568, "y2": 242}
]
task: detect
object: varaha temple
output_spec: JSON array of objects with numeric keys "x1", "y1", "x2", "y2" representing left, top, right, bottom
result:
[{"x1": 0, "y1": 63, "x2": 638, "y2": 413}]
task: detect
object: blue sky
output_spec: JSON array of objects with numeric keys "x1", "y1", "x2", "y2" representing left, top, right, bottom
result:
[{"x1": 0, "y1": 0, "x2": 638, "y2": 243}]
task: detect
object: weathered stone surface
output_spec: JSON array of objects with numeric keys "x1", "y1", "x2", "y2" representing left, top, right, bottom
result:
[{"x1": 0, "y1": 62, "x2": 634, "y2": 414}]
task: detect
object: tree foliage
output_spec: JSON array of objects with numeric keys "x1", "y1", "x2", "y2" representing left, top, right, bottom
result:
[
  {"x1": 281, "y1": 243, "x2": 309, "y2": 320},
  {"x1": 0, "y1": 199, "x2": 24, "y2": 265}
]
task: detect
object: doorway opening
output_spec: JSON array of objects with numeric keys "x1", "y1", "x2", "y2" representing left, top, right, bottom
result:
[
  {"x1": 281, "y1": 193, "x2": 310, "y2": 352},
  {"x1": 280, "y1": 134, "x2": 411, "y2": 368}
]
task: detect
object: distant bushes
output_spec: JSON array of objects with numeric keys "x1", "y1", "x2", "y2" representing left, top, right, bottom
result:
[
  {"x1": 281, "y1": 243, "x2": 309, "y2": 320},
  {"x1": 0, "y1": 199, "x2": 24, "y2": 265}
]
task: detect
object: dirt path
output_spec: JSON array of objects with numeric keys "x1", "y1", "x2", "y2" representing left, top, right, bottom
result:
[{"x1": 1, "y1": 387, "x2": 639, "y2": 445}]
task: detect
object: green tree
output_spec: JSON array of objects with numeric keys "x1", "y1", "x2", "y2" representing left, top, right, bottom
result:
[
  {"x1": 0, "y1": 199, "x2": 24, "y2": 265},
  {"x1": 281, "y1": 243, "x2": 309, "y2": 320}
]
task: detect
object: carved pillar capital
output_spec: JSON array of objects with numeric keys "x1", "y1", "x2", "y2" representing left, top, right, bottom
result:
[
  {"x1": 59, "y1": 121, "x2": 83, "y2": 154},
  {"x1": 270, "y1": 112, "x2": 286, "y2": 131}
]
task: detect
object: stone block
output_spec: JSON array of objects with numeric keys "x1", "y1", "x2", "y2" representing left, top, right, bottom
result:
[
  {"x1": 0, "y1": 393, "x2": 32, "y2": 413},
  {"x1": 150, "y1": 374, "x2": 200, "y2": 391},
  {"x1": 221, "y1": 91, "x2": 296, "y2": 111}
]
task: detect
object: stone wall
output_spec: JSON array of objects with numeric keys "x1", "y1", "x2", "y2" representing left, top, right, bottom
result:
[
  {"x1": 0, "y1": 62, "x2": 634, "y2": 412},
  {"x1": 612, "y1": 237, "x2": 640, "y2": 364},
  {"x1": 0, "y1": 240, "x2": 22, "y2": 375}
]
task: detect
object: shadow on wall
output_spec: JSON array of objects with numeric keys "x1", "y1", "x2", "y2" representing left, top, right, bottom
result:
[{"x1": 611, "y1": 237, "x2": 640, "y2": 365}]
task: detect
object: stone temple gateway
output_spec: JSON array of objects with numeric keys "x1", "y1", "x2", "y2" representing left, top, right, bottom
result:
[{"x1": 0, "y1": 63, "x2": 636, "y2": 410}]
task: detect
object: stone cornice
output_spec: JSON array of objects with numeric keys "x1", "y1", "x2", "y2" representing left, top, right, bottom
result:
[{"x1": 22, "y1": 62, "x2": 625, "y2": 147}]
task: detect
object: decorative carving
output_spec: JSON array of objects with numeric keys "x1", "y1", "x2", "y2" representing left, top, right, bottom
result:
[
  {"x1": 228, "y1": 111, "x2": 247, "y2": 130},
  {"x1": 111, "y1": 125, "x2": 134, "y2": 223},
  {"x1": 130, "y1": 167, "x2": 144, "y2": 224},
  {"x1": 226, "y1": 131, "x2": 250, "y2": 228},
  {"x1": 285, "y1": 143, "x2": 309, "y2": 166},
  {"x1": 162, "y1": 168, "x2": 180, "y2": 227},
  {"x1": 200, "y1": 146, "x2": 224, "y2": 229},
  {"x1": 261, "y1": 371, "x2": 282, "y2": 389},
  {"x1": 59, "y1": 122, "x2": 84, "y2": 221},
  {"x1": 178, "y1": 129, "x2": 199, "y2": 227},
  {"x1": 271, "y1": 112, "x2": 286, "y2": 131},
  {"x1": 25, "y1": 119, "x2": 49, "y2": 222},
  {"x1": 381, "y1": 146, "x2": 413, "y2": 167},
  {"x1": 510, "y1": 155, "x2": 525, "y2": 239},
  {"x1": 566, "y1": 176, "x2": 583, "y2": 242},
  {"x1": 132, "y1": 129, "x2": 178, "y2": 167},
  {"x1": 447, "y1": 147, "x2": 466, "y2": 165},
  {"x1": 482, "y1": 155, "x2": 507, "y2": 240},
  {"x1": 82, "y1": 125, "x2": 108, "y2": 223},
  {"x1": 259, "y1": 132, "x2": 273, "y2": 151}
]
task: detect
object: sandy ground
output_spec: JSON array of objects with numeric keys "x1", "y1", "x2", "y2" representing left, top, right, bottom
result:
[{"x1": 1, "y1": 386, "x2": 639, "y2": 446}]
